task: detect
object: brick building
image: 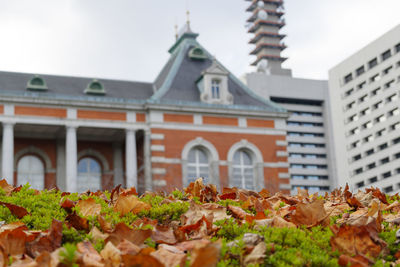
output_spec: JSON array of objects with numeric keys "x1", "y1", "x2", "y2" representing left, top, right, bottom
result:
[{"x1": 0, "y1": 24, "x2": 290, "y2": 194}]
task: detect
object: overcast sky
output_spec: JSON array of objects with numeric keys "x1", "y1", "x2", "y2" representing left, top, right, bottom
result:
[{"x1": 0, "y1": 0, "x2": 399, "y2": 82}]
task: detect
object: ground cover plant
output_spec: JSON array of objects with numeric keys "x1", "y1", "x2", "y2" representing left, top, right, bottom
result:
[{"x1": 0, "y1": 178, "x2": 398, "y2": 266}]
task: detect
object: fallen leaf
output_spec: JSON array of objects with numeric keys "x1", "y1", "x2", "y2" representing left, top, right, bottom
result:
[
  {"x1": 106, "y1": 223, "x2": 152, "y2": 246},
  {"x1": 89, "y1": 227, "x2": 109, "y2": 243},
  {"x1": 60, "y1": 198, "x2": 76, "y2": 213},
  {"x1": 0, "y1": 201, "x2": 29, "y2": 219},
  {"x1": 77, "y1": 241, "x2": 104, "y2": 267},
  {"x1": 243, "y1": 241, "x2": 267, "y2": 266},
  {"x1": 65, "y1": 212, "x2": 89, "y2": 231},
  {"x1": 26, "y1": 220, "x2": 63, "y2": 257},
  {"x1": 117, "y1": 239, "x2": 141, "y2": 256},
  {"x1": 190, "y1": 241, "x2": 221, "y2": 267},
  {"x1": 0, "y1": 179, "x2": 13, "y2": 195},
  {"x1": 0, "y1": 227, "x2": 27, "y2": 256},
  {"x1": 100, "y1": 242, "x2": 121, "y2": 267},
  {"x1": 76, "y1": 198, "x2": 101, "y2": 217},
  {"x1": 227, "y1": 205, "x2": 250, "y2": 220},
  {"x1": 151, "y1": 248, "x2": 186, "y2": 267},
  {"x1": 113, "y1": 195, "x2": 151, "y2": 216},
  {"x1": 121, "y1": 251, "x2": 163, "y2": 267},
  {"x1": 98, "y1": 215, "x2": 113, "y2": 233},
  {"x1": 291, "y1": 199, "x2": 328, "y2": 226},
  {"x1": 152, "y1": 225, "x2": 177, "y2": 245}
]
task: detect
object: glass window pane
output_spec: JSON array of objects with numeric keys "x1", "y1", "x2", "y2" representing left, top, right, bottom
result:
[
  {"x1": 90, "y1": 160, "x2": 101, "y2": 172},
  {"x1": 197, "y1": 149, "x2": 208, "y2": 163},
  {"x1": 188, "y1": 150, "x2": 196, "y2": 162},
  {"x1": 17, "y1": 155, "x2": 44, "y2": 190},
  {"x1": 241, "y1": 151, "x2": 252, "y2": 165},
  {"x1": 78, "y1": 157, "x2": 101, "y2": 193}
]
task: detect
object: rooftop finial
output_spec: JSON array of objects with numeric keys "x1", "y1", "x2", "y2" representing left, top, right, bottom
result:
[
  {"x1": 174, "y1": 24, "x2": 179, "y2": 40},
  {"x1": 186, "y1": 10, "x2": 190, "y2": 28}
]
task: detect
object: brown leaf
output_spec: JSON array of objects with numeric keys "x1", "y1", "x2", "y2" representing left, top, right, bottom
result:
[
  {"x1": 0, "y1": 179, "x2": 13, "y2": 195},
  {"x1": 330, "y1": 225, "x2": 385, "y2": 259},
  {"x1": 89, "y1": 227, "x2": 109, "y2": 243},
  {"x1": 60, "y1": 198, "x2": 76, "y2": 213},
  {"x1": 190, "y1": 241, "x2": 221, "y2": 267},
  {"x1": 0, "y1": 227, "x2": 27, "y2": 256},
  {"x1": 34, "y1": 251, "x2": 53, "y2": 267},
  {"x1": 121, "y1": 254, "x2": 163, "y2": 267},
  {"x1": 151, "y1": 248, "x2": 186, "y2": 267},
  {"x1": 227, "y1": 205, "x2": 250, "y2": 220},
  {"x1": 152, "y1": 225, "x2": 177, "y2": 245},
  {"x1": 76, "y1": 198, "x2": 101, "y2": 217},
  {"x1": 0, "y1": 201, "x2": 29, "y2": 219},
  {"x1": 113, "y1": 195, "x2": 151, "y2": 216},
  {"x1": 116, "y1": 239, "x2": 141, "y2": 256},
  {"x1": 98, "y1": 215, "x2": 113, "y2": 233},
  {"x1": 173, "y1": 239, "x2": 211, "y2": 252},
  {"x1": 243, "y1": 241, "x2": 267, "y2": 266},
  {"x1": 26, "y1": 220, "x2": 63, "y2": 257},
  {"x1": 291, "y1": 199, "x2": 328, "y2": 226},
  {"x1": 100, "y1": 242, "x2": 121, "y2": 267},
  {"x1": 65, "y1": 212, "x2": 89, "y2": 231},
  {"x1": 366, "y1": 188, "x2": 388, "y2": 204},
  {"x1": 181, "y1": 202, "x2": 230, "y2": 226},
  {"x1": 219, "y1": 192, "x2": 237, "y2": 200},
  {"x1": 77, "y1": 241, "x2": 104, "y2": 267},
  {"x1": 258, "y1": 188, "x2": 270, "y2": 198},
  {"x1": 106, "y1": 223, "x2": 152, "y2": 246}
]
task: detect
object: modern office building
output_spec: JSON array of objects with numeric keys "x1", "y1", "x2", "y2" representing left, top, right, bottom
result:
[
  {"x1": 329, "y1": 24, "x2": 400, "y2": 194},
  {"x1": 0, "y1": 23, "x2": 290, "y2": 194},
  {"x1": 244, "y1": 0, "x2": 335, "y2": 194}
]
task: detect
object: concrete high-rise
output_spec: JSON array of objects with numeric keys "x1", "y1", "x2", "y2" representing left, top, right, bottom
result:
[
  {"x1": 328, "y1": 24, "x2": 400, "y2": 194},
  {"x1": 244, "y1": 0, "x2": 335, "y2": 195}
]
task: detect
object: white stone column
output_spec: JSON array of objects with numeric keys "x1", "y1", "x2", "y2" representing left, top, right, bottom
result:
[
  {"x1": 113, "y1": 143, "x2": 124, "y2": 187},
  {"x1": 125, "y1": 129, "x2": 137, "y2": 188},
  {"x1": 66, "y1": 125, "x2": 78, "y2": 192},
  {"x1": 144, "y1": 129, "x2": 152, "y2": 191},
  {"x1": 56, "y1": 139, "x2": 66, "y2": 191},
  {"x1": 2, "y1": 123, "x2": 14, "y2": 185}
]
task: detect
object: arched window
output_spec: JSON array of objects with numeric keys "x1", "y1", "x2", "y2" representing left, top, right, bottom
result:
[
  {"x1": 77, "y1": 157, "x2": 101, "y2": 192},
  {"x1": 232, "y1": 150, "x2": 255, "y2": 190},
  {"x1": 17, "y1": 155, "x2": 44, "y2": 190},
  {"x1": 186, "y1": 147, "x2": 209, "y2": 186},
  {"x1": 211, "y1": 79, "x2": 220, "y2": 99}
]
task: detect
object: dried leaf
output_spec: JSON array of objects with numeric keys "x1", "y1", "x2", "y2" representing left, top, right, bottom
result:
[
  {"x1": 121, "y1": 252, "x2": 163, "y2": 267},
  {"x1": 0, "y1": 179, "x2": 13, "y2": 195},
  {"x1": 0, "y1": 201, "x2": 29, "y2": 219},
  {"x1": 89, "y1": 227, "x2": 109, "y2": 243},
  {"x1": 60, "y1": 198, "x2": 76, "y2": 213},
  {"x1": 151, "y1": 248, "x2": 186, "y2": 267},
  {"x1": 227, "y1": 205, "x2": 250, "y2": 220},
  {"x1": 243, "y1": 241, "x2": 267, "y2": 266},
  {"x1": 113, "y1": 195, "x2": 151, "y2": 216},
  {"x1": 291, "y1": 199, "x2": 329, "y2": 226},
  {"x1": 190, "y1": 241, "x2": 221, "y2": 267},
  {"x1": 26, "y1": 220, "x2": 63, "y2": 257},
  {"x1": 77, "y1": 241, "x2": 104, "y2": 267},
  {"x1": 65, "y1": 212, "x2": 89, "y2": 231},
  {"x1": 100, "y1": 242, "x2": 121, "y2": 267},
  {"x1": 152, "y1": 225, "x2": 177, "y2": 245},
  {"x1": 76, "y1": 198, "x2": 101, "y2": 217},
  {"x1": 117, "y1": 239, "x2": 141, "y2": 256},
  {"x1": 106, "y1": 223, "x2": 152, "y2": 246}
]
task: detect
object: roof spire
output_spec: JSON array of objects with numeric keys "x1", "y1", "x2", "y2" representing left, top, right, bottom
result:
[
  {"x1": 186, "y1": 10, "x2": 190, "y2": 28},
  {"x1": 174, "y1": 24, "x2": 179, "y2": 40}
]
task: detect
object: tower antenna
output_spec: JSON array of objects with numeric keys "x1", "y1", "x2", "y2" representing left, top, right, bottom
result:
[
  {"x1": 186, "y1": 0, "x2": 190, "y2": 27},
  {"x1": 174, "y1": 24, "x2": 179, "y2": 40}
]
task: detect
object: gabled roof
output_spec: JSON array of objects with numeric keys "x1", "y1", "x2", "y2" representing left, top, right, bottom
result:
[{"x1": 150, "y1": 29, "x2": 285, "y2": 113}]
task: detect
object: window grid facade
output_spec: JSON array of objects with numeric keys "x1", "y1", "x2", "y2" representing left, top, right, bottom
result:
[{"x1": 330, "y1": 31, "x2": 400, "y2": 193}]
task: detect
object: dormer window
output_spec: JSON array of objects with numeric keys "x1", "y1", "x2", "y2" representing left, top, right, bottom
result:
[
  {"x1": 27, "y1": 75, "x2": 48, "y2": 91},
  {"x1": 188, "y1": 46, "x2": 207, "y2": 60},
  {"x1": 84, "y1": 79, "x2": 106, "y2": 95},
  {"x1": 196, "y1": 58, "x2": 233, "y2": 105},
  {"x1": 211, "y1": 79, "x2": 220, "y2": 99}
]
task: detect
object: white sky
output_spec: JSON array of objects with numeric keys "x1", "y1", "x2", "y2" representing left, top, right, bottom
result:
[{"x1": 0, "y1": 0, "x2": 399, "y2": 82}]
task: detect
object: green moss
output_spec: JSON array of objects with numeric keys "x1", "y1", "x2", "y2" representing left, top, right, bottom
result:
[
  {"x1": 138, "y1": 200, "x2": 189, "y2": 223},
  {"x1": 59, "y1": 243, "x2": 79, "y2": 267}
]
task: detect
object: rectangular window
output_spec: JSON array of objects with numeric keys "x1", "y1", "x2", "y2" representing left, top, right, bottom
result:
[
  {"x1": 373, "y1": 101, "x2": 383, "y2": 110},
  {"x1": 367, "y1": 162, "x2": 376, "y2": 169},
  {"x1": 379, "y1": 143, "x2": 388, "y2": 150},
  {"x1": 358, "y1": 94, "x2": 368, "y2": 103},
  {"x1": 360, "y1": 108, "x2": 370, "y2": 116},
  {"x1": 370, "y1": 73, "x2": 381, "y2": 83},
  {"x1": 365, "y1": 149, "x2": 374, "y2": 156},
  {"x1": 382, "y1": 171, "x2": 391, "y2": 179},
  {"x1": 384, "y1": 186, "x2": 393, "y2": 193},
  {"x1": 356, "y1": 181, "x2": 365, "y2": 188},
  {"x1": 354, "y1": 168, "x2": 363, "y2": 175},
  {"x1": 353, "y1": 154, "x2": 362, "y2": 161},
  {"x1": 369, "y1": 176, "x2": 378, "y2": 184},
  {"x1": 381, "y1": 49, "x2": 392, "y2": 61},
  {"x1": 368, "y1": 58, "x2": 378, "y2": 69},
  {"x1": 383, "y1": 66, "x2": 393, "y2": 75},
  {"x1": 393, "y1": 137, "x2": 400, "y2": 144},
  {"x1": 289, "y1": 153, "x2": 302, "y2": 158},
  {"x1": 356, "y1": 66, "x2": 365, "y2": 76},
  {"x1": 291, "y1": 175, "x2": 305, "y2": 179},
  {"x1": 287, "y1": 122, "x2": 300, "y2": 126},
  {"x1": 394, "y1": 152, "x2": 400, "y2": 159},
  {"x1": 211, "y1": 79, "x2": 220, "y2": 99},
  {"x1": 389, "y1": 108, "x2": 400, "y2": 117},
  {"x1": 376, "y1": 128, "x2": 386, "y2": 137},
  {"x1": 396, "y1": 43, "x2": 400, "y2": 53},
  {"x1": 384, "y1": 80, "x2": 395, "y2": 89},
  {"x1": 390, "y1": 122, "x2": 400, "y2": 131},
  {"x1": 357, "y1": 81, "x2": 366, "y2": 90},
  {"x1": 370, "y1": 87, "x2": 381, "y2": 97},
  {"x1": 344, "y1": 73, "x2": 353, "y2": 84},
  {"x1": 364, "y1": 135, "x2": 374, "y2": 143},
  {"x1": 346, "y1": 101, "x2": 355, "y2": 110},
  {"x1": 291, "y1": 164, "x2": 303, "y2": 169},
  {"x1": 380, "y1": 157, "x2": 390, "y2": 165}
]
